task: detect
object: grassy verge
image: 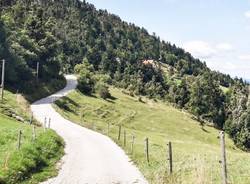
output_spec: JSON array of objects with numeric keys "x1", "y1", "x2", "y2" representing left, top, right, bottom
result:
[
  {"x1": 54, "y1": 87, "x2": 250, "y2": 184},
  {"x1": 0, "y1": 76, "x2": 66, "y2": 184},
  {"x1": 0, "y1": 115, "x2": 64, "y2": 184},
  {"x1": 0, "y1": 89, "x2": 33, "y2": 124}
]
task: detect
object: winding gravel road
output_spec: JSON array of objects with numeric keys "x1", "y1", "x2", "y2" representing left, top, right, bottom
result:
[{"x1": 31, "y1": 75, "x2": 148, "y2": 184}]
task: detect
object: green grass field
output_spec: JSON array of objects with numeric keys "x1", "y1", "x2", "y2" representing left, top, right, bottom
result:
[
  {"x1": 54, "y1": 87, "x2": 250, "y2": 184},
  {"x1": 0, "y1": 89, "x2": 64, "y2": 184},
  {"x1": 0, "y1": 90, "x2": 32, "y2": 122},
  {"x1": 0, "y1": 114, "x2": 64, "y2": 184}
]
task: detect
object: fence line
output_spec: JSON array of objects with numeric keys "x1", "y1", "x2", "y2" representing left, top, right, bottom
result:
[{"x1": 106, "y1": 124, "x2": 235, "y2": 184}]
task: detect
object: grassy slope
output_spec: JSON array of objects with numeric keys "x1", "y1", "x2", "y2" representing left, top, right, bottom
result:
[
  {"x1": 220, "y1": 86, "x2": 230, "y2": 94},
  {"x1": 0, "y1": 84, "x2": 65, "y2": 184},
  {"x1": 0, "y1": 90, "x2": 32, "y2": 123},
  {"x1": 0, "y1": 115, "x2": 64, "y2": 184},
  {"x1": 54, "y1": 88, "x2": 250, "y2": 184}
]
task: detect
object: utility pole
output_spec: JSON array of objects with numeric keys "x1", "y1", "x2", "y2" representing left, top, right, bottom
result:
[
  {"x1": 36, "y1": 62, "x2": 39, "y2": 80},
  {"x1": 1, "y1": 59, "x2": 5, "y2": 101}
]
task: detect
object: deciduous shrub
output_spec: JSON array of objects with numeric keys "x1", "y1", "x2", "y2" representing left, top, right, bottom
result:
[
  {"x1": 96, "y1": 83, "x2": 111, "y2": 99},
  {"x1": 77, "y1": 75, "x2": 95, "y2": 95}
]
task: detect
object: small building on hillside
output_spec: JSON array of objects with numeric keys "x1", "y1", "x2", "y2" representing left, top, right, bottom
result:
[{"x1": 142, "y1": 60, "x2": 158, "y2": 68}]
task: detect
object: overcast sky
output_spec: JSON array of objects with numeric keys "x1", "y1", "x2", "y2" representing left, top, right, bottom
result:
[{"x1": 86, "y1": 0, "x2": 250, "y2": 79}]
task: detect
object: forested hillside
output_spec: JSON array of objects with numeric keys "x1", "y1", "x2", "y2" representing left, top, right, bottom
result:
[{"x1": 0, "y1": 0, "x2": 250, "y2": 149}]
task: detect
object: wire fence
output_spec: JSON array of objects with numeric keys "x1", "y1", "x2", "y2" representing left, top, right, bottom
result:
[{"x1": 86, "y1": 121, "x2": 250, "y2": 184}]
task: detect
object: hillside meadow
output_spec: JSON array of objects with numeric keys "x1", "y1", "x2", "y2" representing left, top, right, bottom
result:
[{"x1": 54, "y1": 87, "x2": 250, "y2": 184}]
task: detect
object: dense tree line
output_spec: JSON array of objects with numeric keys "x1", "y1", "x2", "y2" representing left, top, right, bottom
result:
[
  {"x1": 225, "y1": 83, "x2": 250, "y2": 148},
  {"x1": 1, "y1": 0, "x2": 250, "y2": 150},
  {"x1": 0, "y1": 1, "x2": 64, "y2": 95}
]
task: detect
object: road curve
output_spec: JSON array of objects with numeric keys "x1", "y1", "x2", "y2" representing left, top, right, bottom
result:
[{"x1": 31, "y1": 75, "x2": 148, "y2": 184}]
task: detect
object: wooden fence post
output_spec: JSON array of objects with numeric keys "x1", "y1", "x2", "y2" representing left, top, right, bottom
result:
[
  {"x1": 48, "y1": 118, "x2": 51, "y2": 129},
  {"x1": 145, "y1": 138, "x2": 149, "y2": 164},
  {"x1": 118, "y1": 125, "x2": 121, "y2": 141},
  {"x1": 123, "y1": 129, "x2": 126, "y2": 147},
  {"x1": 167, "y1": 141, "x2": 173, "y2": 174},
  {"x1": 107, "y1": 123, "x2": 110, "y2": 136},
  {"x1": 32, "y1": 125, "x2": 36, "y2": 141},
  {"x1": 17, "y1": 130, "x2": 22, "y2": 150},
  {"x1": 80, "y1": 110, "x2": 83, "y2": 124},
  {"x1": 36, "y1": 62, "x2": 39, "y2": 80},
  {"x1": 131, "y1": 135, "x2": 135, "y2": 154},
  {"x1": 220, "y1": 131, "x2": 228, "y2": 184},
  {"x1": 44, "y1": 117, "x2": 47, "y2": 132},
  {"x1": 16, "y1": 89, "x2": 19, "y2": 101},
  {"x1": 29, "y1": 112, "x2": 33, "y2": 125},
  {"x1": 1, "y1": 59, "x2": 5, "y2": 101}
]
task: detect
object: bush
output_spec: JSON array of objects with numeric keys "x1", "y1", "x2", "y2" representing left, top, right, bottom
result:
[
  {"x1": 77, "y1": 76, "x2": 95, "y2": 95},
  {"x1": 93, "y1": 74, "x2": 112, "y2": 85},
  {"x1": 96, "y1": 83, "x2": 111, "y2": 99}
]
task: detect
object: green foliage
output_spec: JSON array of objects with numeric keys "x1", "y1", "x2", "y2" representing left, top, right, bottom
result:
[
  {"x1": 77, "y1": 75, "x2": 95, "y2": 95},
  {"x1": 225, "y1": 112, "x2": 250, "y2": 150},
  {"x1": 93, "y1": 74, "x2": 112, "y2": 85},
  {"x1": 0, "y1": 114, "x2": 64, "y2": 184},
  {"x1": 24, "y1": 76, "x2": 66, "y2": 102},
  {"x1": 0, "y1": 130, "x2": 64, "y2": 184},
  {"x1": 0, "y1": 3, "x2": 62, "y2": 95},
  {"x1": 96, "y1": 82, "x2": 111, "y2": 99},
  {"x1": 188, "y1": 72, "x2": 225, "y2": 128},
  {"x1": 224, "y1": 84, "x2": 250, "y2": 150},
  {"x1": 75, "y1": 62, "x2": 96, "y2": 95},
  {"x1": 166, "y1": 79, "x2": 190, "y2": 108}
]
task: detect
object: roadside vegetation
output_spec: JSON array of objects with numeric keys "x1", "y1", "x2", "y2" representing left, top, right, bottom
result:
[
  {"x1": 0, "y1": 88, "x2": 65, "y2": 184},
  {"x1": 54, "y1": 88, "x2": 250, "y2": 184},
  {"x1": 0, "y1": 114, "x2": 64, "y2": 184},
  {"x1": 22, "y1": 76, "x2": 66, "y2": 103}
]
